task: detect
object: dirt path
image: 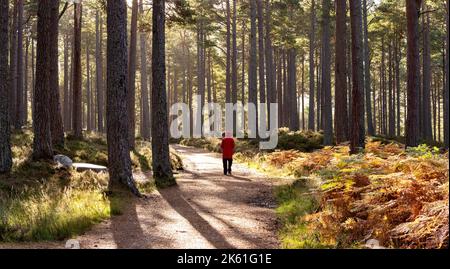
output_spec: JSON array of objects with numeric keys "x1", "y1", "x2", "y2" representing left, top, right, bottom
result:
[{"x1": 0, "y1": 145, "x2": 280, "y2": 249}]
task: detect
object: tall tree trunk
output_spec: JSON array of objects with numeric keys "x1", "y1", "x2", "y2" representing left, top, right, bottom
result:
[
  {"x1": 33, "y1": 0, "x2": 59, "y2": 159},
  {"x1": 301, "y1": 55, "x2": 305, "y2": 130},
  {"x1": 225, "y1": 0, "x2": 231, "y2": 104},
  {"x1": 15, "y1": 0, "x2": 24, "y2": 128},
  {"x1": 106, "y1": 0, "x2": 141, "y2": 195},
  {"x1": 349, "y1": 0, "x2": 365, "y2": 153},
  {"x1": 335, "y1": 0, "x2": 348, "y2": 143},
  {"x1": 151, "y1": 0, "x2": 174, "y2": 185},
  {"x1": 231, "y1": 0, "x2": 238, "y2": 131},
  {"x1": 241, "y1": 19, "x2": 246, "y2": 129},
  {"x1": 276, "y1": 48, "x2": 283, "y2": 126},
  {"x1": 249, "y1": 0, "x2": 258, "y2": 135},
  {"x1": 422, "y1": 9, "x2": 432, "y2": 142},
  {"x1": 405, "y1": 0, "x2": 422, "y2": 147},
  {"x1": 139, "y1": 0, "x2": 150, "y2": 140},
  {"x1": 72, "y1": 2, "x2": 83, "y2": 139},
  {"x1": 288, "y1": 48, "x2": 299, "y2": 131},
  {"x1": 63, "y1": 34, "x2": 70, "y2": 131},
  {"x1": 9, "y1": 1, "x2": 17, "y2": 127},
  {"x1": 24, "y1": 36, "x2": 29, "y2": 125},
  {"x1": 31, "y1": 38, "x2": 35, "y2": 120},
  {"x1": 388, "y1": 40, "x2": 395, "y2": 137},
  {"x1": 256, "y1": 0, "x2": 265, "y2": 120},
  {"x1": 96, "y1": 10, "x2": 104, "y2": 133},
  {"x1": 395, "y1": 34, "x2": 401, "y2": 137},
  {"x1": 265, "y1": 0, "x2": 275, "y2": 128},
  {"x1": 308, "y1": 0, "x2": 315, "y2": 130},
  {"x1": 49, "y1": 6, "x2": 64, "y2": 146},
  {"x1": 86, "y1": 41, "x2": 92, "y2": 132},
  {"x1": 127, "y1": 0, "x2": 138, "y2": 149},
  {"x1": 321, "y1": 0, "x2": 332, "y2": 145},
  {"x1": 444, "y1": 0, "x2": 449, "y2": 148},
  {"x1": 0, "y1": 0, "x2": 12, "y2": 172},
  {"x1": 363, "y1": 0, "x2": 374, "y2": 136}
]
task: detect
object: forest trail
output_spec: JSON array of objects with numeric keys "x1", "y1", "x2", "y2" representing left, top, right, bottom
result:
[{"x1": 0, "y1": 145, "x2": 280, "y2": 249}]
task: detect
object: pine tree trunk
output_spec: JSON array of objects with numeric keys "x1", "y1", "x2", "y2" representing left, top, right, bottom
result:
[
  {"x1": 288, "y1": 48, "x2": 299, "y2": 131},
  {"x1": 321, "y1": 0, "x2": 332, "y2": 145},
  {"x1": 9, "y1": 1, "x2": 17, "y2": 127},
  {"x1": 405, "y1": 0, "x2": 422, "y2": 147},
  {"x1": 96, "y1": 10, "x2": 104, "y2": 133},
  {"x1": 15, "y1": 0, "x2": 24, "y2": 129},
  {"x1": 422, "y1": 9, "x2": 432, "y2": 142},
  {"x1": 231, "y1": 0, "x2": 238, "y2": 131},
  {"x1": 63, "y1": 35, "x2": 70, "y2": 131},
  {"x1": 139, "y1": 0, "x2": 150, "y2": 140},
  {"x1": 86, "y1": 41, "x2": 92, "y2": 132},
  {"x1": 33, "y1": 0, "x2": 59, "y2": 160},
  {"x1": 0, "y1": 0, "x2": 12, "y2": 172},
  {"x1": 256, "y1": 0, "x2": 265, "y2": 116},
  {"x1": 308, "y1": 0, "x2": 315, "y2": 130},
  {"x1": 225, "y1": 0, "x2": 231, "y2": 104},
  {"x1": 444, "y1": 0, "x2": 449, "y2": 148},
  {"x1": 335, "y1": 0, "x2": 348, "y2": 143},
  {"x1": 24, "y1": 36, "x2": 29, "y2": 125},
  {"x1": 72, "y1": 2, "x2": 83, "y2": 139},
  {"x1": 127, "y1": 0, "x2": 138, "y2": 149},
  {"x1": 151, "y1": 0, "x2": 174, "y2": 185},
  {"x1": 349, "y1": 0, "x2": 365, "y2": 153},
  {"x1": 106, "y1": 0, "x2": 141, "y2": 195},
  {"x1": 363, "y1": 0, "x2": 374, "y2": 136},
  {"x1": 249, "y1": 0, "x2": 258, "y2": 135},
  {"x1": 265, "y1": 0, "x2": 275, "y2": 128}
]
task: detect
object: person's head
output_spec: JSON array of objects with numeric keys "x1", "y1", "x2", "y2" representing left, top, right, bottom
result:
[{"x1": 222, "y1": 132, "x2": 226, "y2": 138}]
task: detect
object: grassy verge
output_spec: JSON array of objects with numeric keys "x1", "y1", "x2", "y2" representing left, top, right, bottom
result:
[{"x1": 0, "y1": 130, "x2": 182, "y2": 242}]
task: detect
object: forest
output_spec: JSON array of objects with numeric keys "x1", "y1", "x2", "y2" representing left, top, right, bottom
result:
[{"x1": 0, "y1": 0, "x2": 448, "y2": 249}]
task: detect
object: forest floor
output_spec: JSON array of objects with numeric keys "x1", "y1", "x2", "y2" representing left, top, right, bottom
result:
[{"x1": 0, "y1": 144, "x2": 281, "y2": 249}]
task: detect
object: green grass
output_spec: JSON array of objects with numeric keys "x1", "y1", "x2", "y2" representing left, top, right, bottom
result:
[
  {"x1": 275, "y1": 179, "x2": 332, "y2": 249},
  {"x1": 0, "y1": 130, "x2": 181, "y2": 242}
]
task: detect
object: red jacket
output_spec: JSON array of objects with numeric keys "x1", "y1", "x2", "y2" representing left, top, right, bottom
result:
[{"x1": 221, "y1": 137, "x2": 235, "y2": 159}]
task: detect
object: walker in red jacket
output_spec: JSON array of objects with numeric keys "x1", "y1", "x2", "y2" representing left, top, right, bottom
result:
[{"x1": 220, "y1": 132, "x2": 235, "y2": 175}]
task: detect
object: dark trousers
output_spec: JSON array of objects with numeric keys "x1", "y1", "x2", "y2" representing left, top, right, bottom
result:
[{"x1": 223, "y1": 158, "x2": 233, "y2": 175}]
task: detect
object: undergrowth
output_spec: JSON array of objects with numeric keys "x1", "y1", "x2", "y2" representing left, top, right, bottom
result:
[{"x1": 0, "y1": 130, "x2": 182, "y2": 242}]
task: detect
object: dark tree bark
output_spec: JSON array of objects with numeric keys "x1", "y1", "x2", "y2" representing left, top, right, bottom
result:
[
  {"x1": 15, "y1": 0, "x2": 24, "y2": 128},
  {"x1": 445, "y1": 0, "x2": 449, "y2": 148},
  {"x1": 139, "y1": 0, "x2": 150, "y2": 140},
  {"x1": 249, "y1": 0, "x2": 258, "y2": 133},
  {"x1": 106, "y1": 0, "x2": 141, "y2": 195},
  {"x1": 308, "y1": 0, "x2": 316, "y2": 130},
  {"x1": 96, "y1": 10, "x2": 104, "y2": 133},
  {"x1": 63, "y1": 34, "x2": 70, "y2": 131},
  {"x1": 33, "y1": 0, "x2": 59, "y2": 160},
  {"x1": 265, "y1": 0, "x2": 275, "y2": 127},
  {"x1": 49, "y1": 3, "x2": 64, "y2": 146},
  {"x1": 226, "y1": 0, "x2": 231, "y2": 104},
  {"x1": 335, "y1": 0, "x2": 348, "y2": 143},
  {"x1": 24, "y1": 36, "x2": 29, "y2": 126},
  {"x1": 0, "y1": 0, "x2": 12, "y2": 173},
  {"x1": 349, "y1": 0, "x2": 365, "y2": 153},
  {"x1": 363, "y1": 0, "x2": 374, "y2": 136},
  {"x1": 405, "y1": 0, "x2": 422, "y2": 147},
  {"x1": 388, "y1": 41, "x2": 395, "y2": 137},
  {"x1": 86, "y1": 41, "x2": 92, "y2": 132},
  {"x1": 127, "y1": 0, "x2": 138, "y2": 149},
  {"x1": 276, "y1": 48, "x2": 283, "y2": 126},
  {"x1": 151, "y1": 0, "x2": 174, "y2": 185},
  {"x1": 9, "y1": 1, "x2": 17, "y2": 126},
  {"x1": 256, "y1": 0, "x2": 265, "y2": 113},
  {"x1": 422, "y1": 9, "x2": 432, "y2": 142},
  {"x1": 321, "y1": 0, "x2": 332, "y2": 145},
  {"x1": 288, "y1": 48, "x2": 299, "y2": 131},
  {"x1": 301, "y1": 55, "x2": 305, "y2": 130},
  {"x1": 231, "y1": 0, "x2": 238, "y2": 130},
  {"x1": 72, "y1": 2, "x2": 83, "y2": 139}
]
